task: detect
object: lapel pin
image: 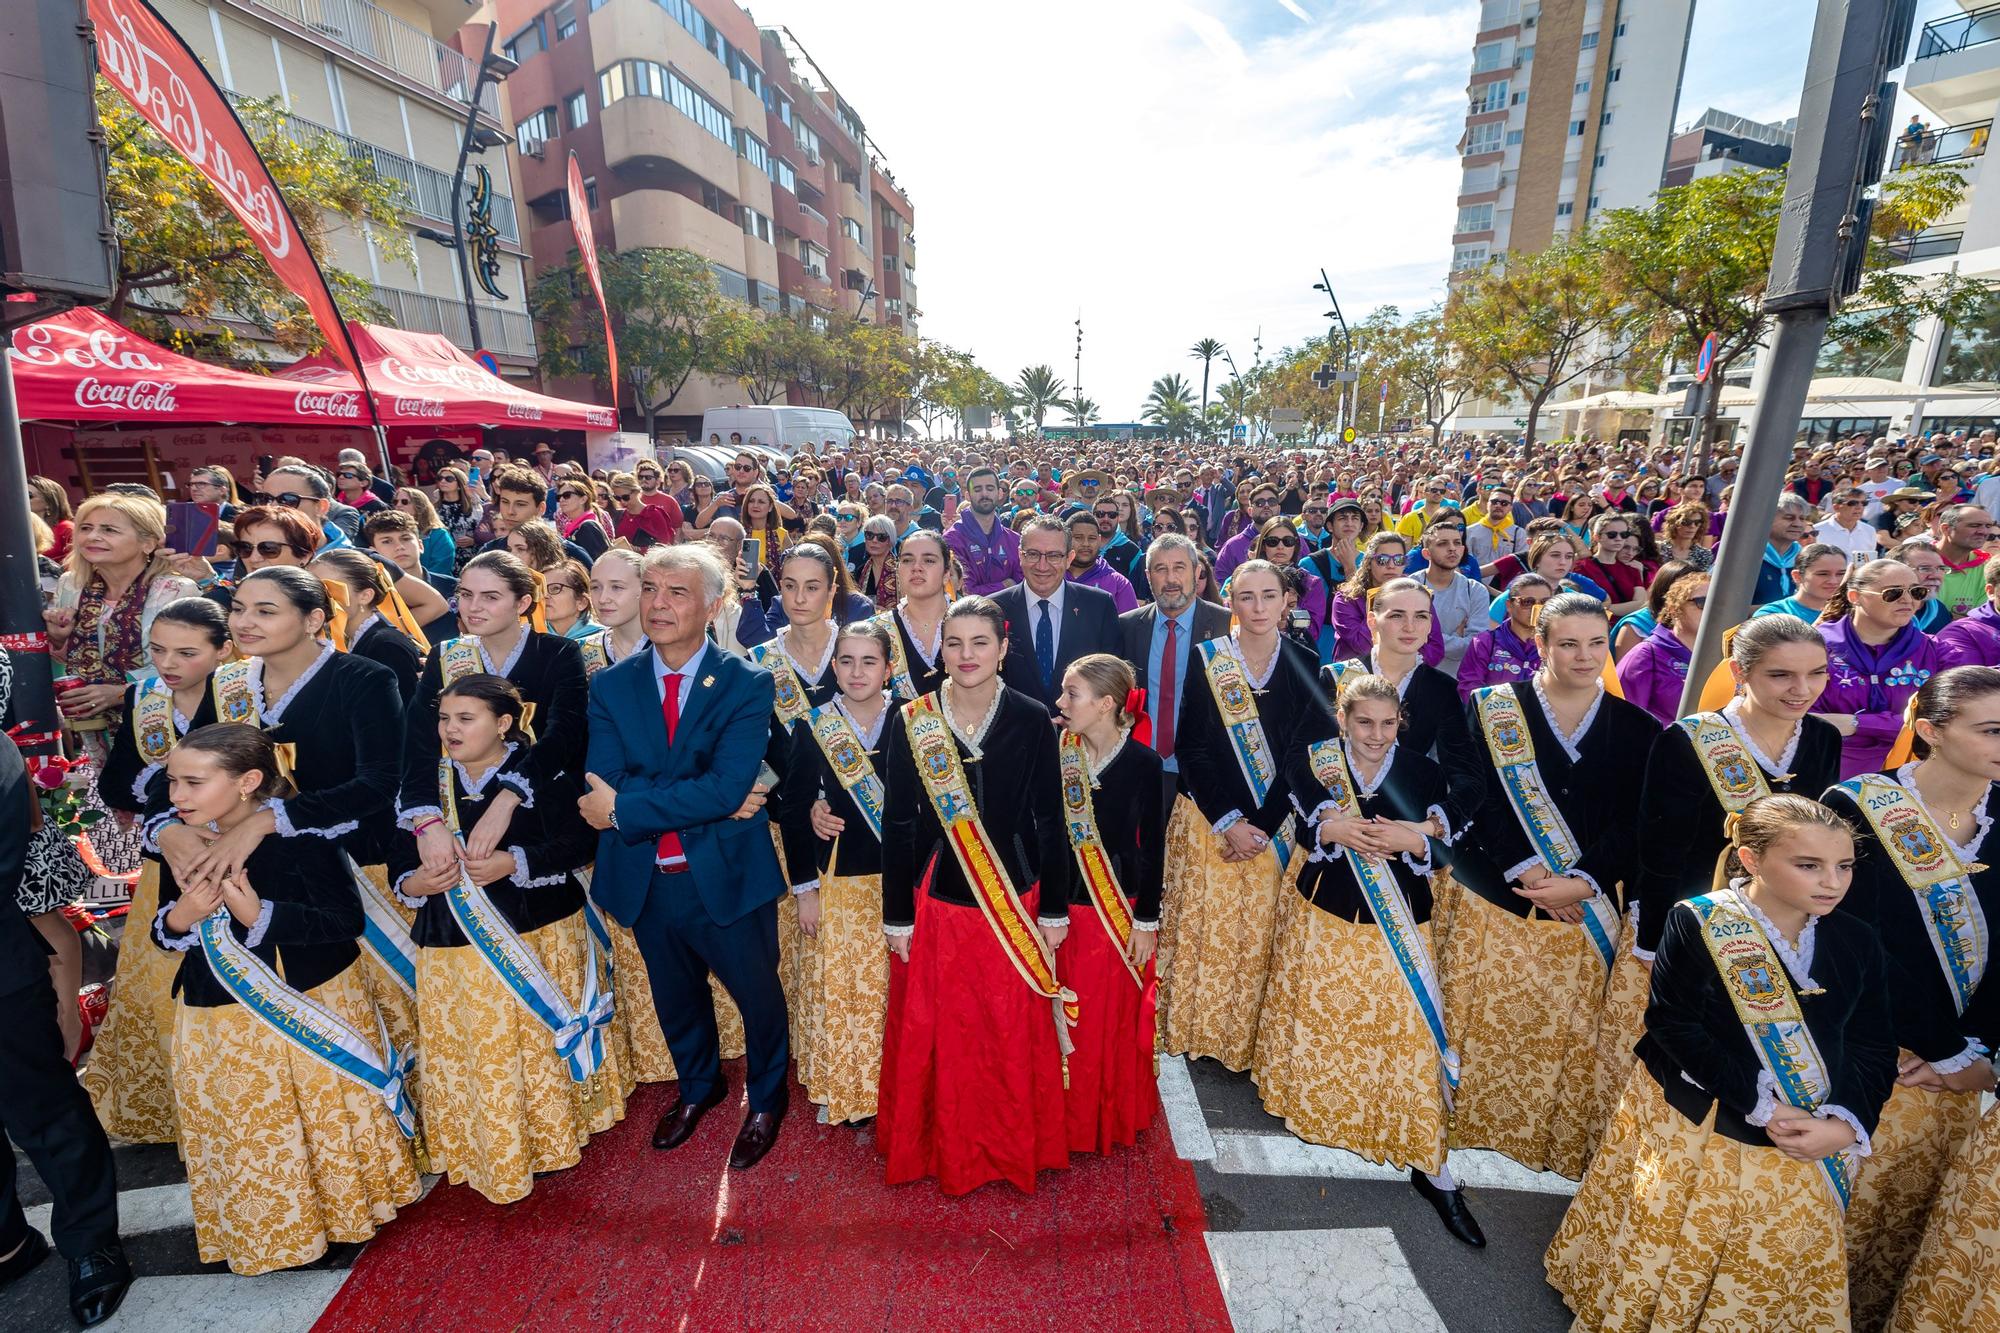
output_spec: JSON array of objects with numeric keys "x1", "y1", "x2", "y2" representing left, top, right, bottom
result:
[{"x1": 701, "y1": 675, "x2": 715, "y2": 688}]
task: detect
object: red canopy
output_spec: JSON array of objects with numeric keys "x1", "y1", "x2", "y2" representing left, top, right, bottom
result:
[
  {"x1": 9, "y1": 308, "x2": 355, "y2": 426},
  {"x1": 278, "y1": 323, "x2": 617, "y2": 432}
]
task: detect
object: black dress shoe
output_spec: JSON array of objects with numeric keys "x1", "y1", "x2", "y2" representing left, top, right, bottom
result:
[
  {"x1": 1410, "y1": 1170, "x2": 1486, "y2": 1248},
  {"x1": 68, "y1": 1242, "x2": 133, "y2": 1328},
  {"x1": 652, "y1": 1084, "x2": 728, "y2": 1151},
  {"x1": 727, "y1": 1109, "x2": 785, "y2": 1170},
  {"x1": 0, "y1": 1230, "x2": 50, "y2": 1290}
]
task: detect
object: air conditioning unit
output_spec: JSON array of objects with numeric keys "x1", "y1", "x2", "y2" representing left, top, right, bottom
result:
[{"x1": 520, "y1": 139, "x2": 546, "y2": 159}]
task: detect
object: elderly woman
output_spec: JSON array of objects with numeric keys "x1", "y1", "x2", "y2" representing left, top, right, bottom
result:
[
  {"x1": 1616, "y1": 572, "x2": 1708, "y2": 724},
  {"x1": 849, "y1": 514, "x2": 900, "y2": 609}
]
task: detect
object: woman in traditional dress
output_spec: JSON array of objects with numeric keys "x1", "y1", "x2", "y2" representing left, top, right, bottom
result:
[
  {"x1": 1053, "y1": 653, "x2": 1165, "y2": 1154},
  {"x1": 1258, "y1": 673, "x2": 1482, "y2": 1244},
  {"x1": 1546, "y1": 794, "x2": 1897, "y2": 1331},
  {"x1": 1328, "y1": 533, "x2": 1444, "y2": 666},
  {"x1": 779, "y1": 619, "x2": 899, "y2": 1126},
  {"x1": 878, "y1": 529, "x2": 955, "y2": 701},
  {"x1": 391, "y1": 673, "x2": 622, "y2": 1204},
  {"x1": 310, "y1": 547, "x2": 426, "y2": 706},
  {"x1": 878, "y1": 595, "x2": 1072, "y2": 1194},
  {"x1": 1888, "y1": 1098, "x2": 2000, "y2": 1332},
  {"x1": 1158, "y1": 559, "x2": 1329, "y2": 1072},
  {"x1": 1822, "y1": 666, "x2": 2000, "y2": 1330},
  {"x1": 1456, "y1": 573, "x2": 1549, "y2": 704},
  {"x1": 1448, "y1": 592, "x2": 1657, "y2": 1180},
  {"x1": 1815, "y1": 558, "x2": 1942, "y2": 779},
  {"x1": 154, "y1": 723, "x2": 420, "y2": 1274},
  {"x1": 85, "y1": 597, "x2": 231, "y2": 1142}
]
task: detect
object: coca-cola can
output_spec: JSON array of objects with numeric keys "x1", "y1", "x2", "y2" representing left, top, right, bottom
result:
[{"x1": 53, "y1": 675, "x2": 109, "y2": 731}]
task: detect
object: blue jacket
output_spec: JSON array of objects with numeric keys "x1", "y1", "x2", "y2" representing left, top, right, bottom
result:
[{"x1": 584, "y1": 648, "x2": 785, "y2": 929}]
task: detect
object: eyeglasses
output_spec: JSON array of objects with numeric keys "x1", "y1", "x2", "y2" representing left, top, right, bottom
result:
[
  {"x1": 1371, "y1": 553, "x2": 1404, "y2": 566},
  {"x1": 1252, "y1": 495, "x2": 1278, "y2": 506},
  {"x1": 251, "y1": 492, "x2": 308, "y2": 508},
  {"x1": 1515, "y1": 597, "x2": 1550, "y2": 610},
  {"x1": 560, "y1": 490, "x2": 588, "y2": 500},
  {"x1": 337, "y1": 470, "x2": 363, "y2": 480},
  {"x1": 614, "y1": 492, "x2": 635, "y2": 502},
  {"x1": 247, "y1": 540, "x2": 304, "y2": 560},
  {"x1": 1688, "y1": 595, "x2": 1708, "y2": 607},
  {"x1": 1303, "y1": 508, "x2": 1327, "y2": 517},
  {"x1": 1837, "y1": 499, "x2": 1865, "y2": 507},
  {"x1": 546, "y1": 582, "x2": 583, "y2": 596},
  {"x1": 730, "y1": 463, "x2": 757, "y2": 474},
  {"x1": 1094, "y1": 511, "x2": 1120, "y2": 521},
  {"x1": 864, "y1": 532, "x2": 891, "y2": 543},
  {"x1": 1870, "y1": 585, "x2": 1931, "y2": 603}
]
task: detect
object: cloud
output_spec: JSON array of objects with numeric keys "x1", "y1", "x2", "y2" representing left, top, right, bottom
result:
[{"x1": 1275, "y1": 0, "x2": 1313, "y2": 22}]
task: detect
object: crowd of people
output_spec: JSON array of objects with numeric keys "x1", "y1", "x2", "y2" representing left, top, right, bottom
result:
[{"x1": 2, "y1": 421, "x2": 1997, "y2": 1332}]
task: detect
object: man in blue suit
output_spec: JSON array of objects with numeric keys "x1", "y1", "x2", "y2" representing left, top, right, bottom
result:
[
  {"x1": 580, "y1": 544, "x2": 790, "y2": 1170},
  {"x1": 992, "y1": 515, "x2": 1125, "y2": 712}
]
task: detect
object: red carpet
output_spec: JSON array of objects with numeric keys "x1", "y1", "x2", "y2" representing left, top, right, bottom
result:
[{"x1": 313, "y1": 1067, "x2": 1230, "y2": 1331}]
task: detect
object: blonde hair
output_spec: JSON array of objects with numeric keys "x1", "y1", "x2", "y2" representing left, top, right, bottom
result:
[
  {"x1": 1335, "y1": 671, "x2": 1403, "y2": 720},
  {"x1": 1714, "y1": 793, "x2": 1855, "y2": 891},
  {"x1": 66, "y1": 491, "x2": 175, "y2": 585},
  {"x1": 1065, "y1": 652, "x2": 1139, "y2": 726},
  {"x1": 396, "y1": 486, "x2": 443, "y2": 533}
]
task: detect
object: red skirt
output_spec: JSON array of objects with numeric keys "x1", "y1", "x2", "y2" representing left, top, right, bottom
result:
[
  {"x1": 1061, "y1": 902, "x2": 1157, "y2": 1154},
  {"x1": 877, "y1": 877, "x2": 1069, "y2": 1195}
]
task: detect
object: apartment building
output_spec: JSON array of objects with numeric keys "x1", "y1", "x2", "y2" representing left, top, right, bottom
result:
[
  {"x1": 145, "y1": 0, "x2": 538, "y2": 372},
  {"x1": 492, "y1": 0, "x2": 917, "y2": 437},
  {"x1": 1660, "y1": 108, "x2": 1794, "y2": 189}
]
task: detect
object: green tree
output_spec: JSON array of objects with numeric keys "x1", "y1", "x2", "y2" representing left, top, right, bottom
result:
[
  {"x1": 100, "y1": 83, "x2": 405, "y2": 355},
  {"x1": 1010, "y1": 363, "x2": 1067, "y2": 433},
  {"x1": 710, "y1": 304, "x2": 804, "y2": 403},
  {"x1": 1215, "y1": 374, "x2": 1258, "y2": 440},
  {"x1": 1258, "y1": 340, "x2": 1343, "y2": 441},
  {"x1": 530, "y1": 246, "x2": 729, "y2": 441},
  {"x1": 1143, "y1": 373, "x2": 1199, "y2": 437},
  {"x1": 1189, "y1": 337, "x2": 1226, "y2": 412},
  {"x1": 1381, "y1": 304, "x2": 1491, "y2": 447},
  {"x1": 1063, "y1": 393, "x2": 1099, "y2": 427}
]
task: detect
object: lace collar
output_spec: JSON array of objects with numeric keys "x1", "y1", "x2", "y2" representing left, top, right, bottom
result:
[
  {"x1": 941, "y1": 679, "x2": 1005, "y2": 755},
  {"x1": 1722, "y1": 697, "x2": 1802, "y2": 778},
  {"x1": 1367, "y1": 654, "x2": 1418, "y2": 699},
  {"x1": 348, "y1": 612, "x2": 381, "y2": 651},
  {"x1": 453, "y1": 742, "x2": 519, "y2": 798},
  {"x1": 1233, "y1": 631, "x2": 1281, "y2": 689},
  {"x1": 255, "y1": 639, "x2": 337, "y2": 726},
  {"x1": 834, "y1": 692, "x2": 890, "y2": 749},
  {"x1": 476, "y1": 628, "x2": 530, "y2": 679},
  {"x1": 1728, "y1": 879, "x2": 1819, "y2": 988},
  {"x1": 1345, "y1": 740, "x2": 1398, "y2": 797},
  {"x1": 1081, "y1": 728, "x2": 1132, "y2": 783},
  {"x1": 599, "y1": 627, "x2": 642, "y2": 665},
  {"x1": 1894, "y1": 761, "x2": 1994, "y2": 863},
  {"x1": 1530, "y1": 673, "x2": 1604, "y2": 762},
  {"x1": 897, "y1": 602, "x2": 944, "y2": 667},
  {"x1": 777, "y1": 620, "x2": 837, "y2": 685}
]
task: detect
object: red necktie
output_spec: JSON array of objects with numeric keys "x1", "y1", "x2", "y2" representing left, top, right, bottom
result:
[
  {"x1": 1157, "y1": 617, "x2": 1178, "y2": 760},
  {"x1": 656, "y1": 673, "x2": 685, "y2": 864}
]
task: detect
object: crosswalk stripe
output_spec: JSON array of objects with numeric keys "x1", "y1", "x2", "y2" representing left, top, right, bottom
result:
[
  {"x1": 1209, "y1": 1129, "x2": 1581, "y2": 1196},
  {"x1": 90, "y1": 1270, "x2": 350, "y2": 1332},
  {"x1": 1154, "y1": 1056, "x2": 1216, "y2": 1161},
  {"x1": 1205, "y1": 1227, "x2": 1448, "y2": 1332},
  {"x1": 26, "y1": 1182, "x2": 194, "y2": 1240}
]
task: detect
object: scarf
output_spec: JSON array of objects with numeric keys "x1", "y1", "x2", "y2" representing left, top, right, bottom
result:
[
  {"x1": 1763, "y1": 541, "x2": 1800, "y2": 572},
  {"x1": 67, "y1": 571, "x2": 151, "y2": 686},
  {"x1": 1836, "y1": 620, "x2": 1925, "y2": 713}
]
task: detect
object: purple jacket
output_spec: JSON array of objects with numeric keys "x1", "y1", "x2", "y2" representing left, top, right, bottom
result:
[
  {"x1": 1936, "y1": 601, "x2": 2000, "y2": 670},
  {"x1": 1814, "y1": 617, "x2": 1940, "y2": 778},
  {"x1": 943, "y1": 510, "x2": 1022, "y2": 596},
  {"x1": 1213, "y1": 525, "x2": 1257, "y2": 583},
  {"x1": 1330, "y1": 589, "x2": 1445, "y2": 667},
  {"x1": 1068, "y1": 559, "x2": 1137, "y2": 613},
  {"x1": 1617, "y1": 624, "x2": 1693, "y2": 725},
  {"x1": 1457, "y1": 622, "x2": 1539, "y2": 703}
]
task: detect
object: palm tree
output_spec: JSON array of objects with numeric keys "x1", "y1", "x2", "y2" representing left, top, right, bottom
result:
[
  {"x1": 1063, "y1": 393, "x2": 1099, "y2": 427},
  {"x1": 1143, "y1": 373, "x2": 1199, "y2": 438},
  {"x1": 1010, "y1": 363, "x2": 1066, "y2": 433},
  {"x1": 1189, "y1": 338, "x2": 1225, "y2": 412}
]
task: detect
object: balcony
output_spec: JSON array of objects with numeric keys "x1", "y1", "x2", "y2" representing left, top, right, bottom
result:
[
  {"x1": 369, "y1": 283, "x2": 536, "y2": 359},
  {"x1": 1910, "y1": 6, "x2": 2000, "y2": 124},
  {"x1": 1880, "y1": 224, "x2": 1967, "y2": 266},
  {"x1": 1892, "y1": 119, "x2": 1992, "y2": 171},
  {"x1": 250, "y1": 0, "x2": 500, "y2": 118}
]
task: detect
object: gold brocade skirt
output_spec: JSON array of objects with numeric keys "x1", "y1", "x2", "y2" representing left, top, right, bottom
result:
[
  {"x1": 774, "y1": 827, "x2": 810, "y2": 1056},
  {"x1": 1545, "y1": 1064, "x2": 1852, "y2": 1333},
  {"x1": 1155, "y1": 797, "x2": 1290, "y2": 1072},
  {"x1": 1440, "y1": 887, "x2": 1607, "y2": 1179},
  {"x1": 1583, "y1": 910, "x2": 1652, "y2": 1160},
  {"x1": 605, "y1": 921, "x2": 746, "y2": 1085},
  {"x1": 1889, "y1": 1103, "x2": 2000, "y2": 1333},
  {"x1": 81, "y1": 860, "x2": 180, "y2": 1144},
  {"x1": 796, "y1": 872, "x2": 890, "y2": 1124},
  {"x1": 172, "y1": 964, "x2": 421, "y2": 1276},
  {"x1": 1846, "y1": 1068, "x2": 1985, "y2": 1332},
  {"x1": 416, "y1": 913, "x2": 627, "y2": 1206},
  {"x1": 1251, "y1": 891, "x2": 1449, "y2": 1174}
]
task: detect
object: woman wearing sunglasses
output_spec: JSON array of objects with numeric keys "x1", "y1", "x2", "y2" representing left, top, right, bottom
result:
[
  {"x1": 1329, "y1": 533, "x2": 1444, "y2": 667},
  {"x1": 1249, "y1": 517, "x2": 1326, "y2": 644},
  {"x1": 1814, "y1": 557, "x2": 1943, "y2": 778},
  {"x1": 553, "y1": 482, "x2": 610, "y2": 561}
]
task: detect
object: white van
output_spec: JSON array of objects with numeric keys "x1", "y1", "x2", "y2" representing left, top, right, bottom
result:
[{"x1": 698, "y1": 405, "x2": 856, "y2": 458}]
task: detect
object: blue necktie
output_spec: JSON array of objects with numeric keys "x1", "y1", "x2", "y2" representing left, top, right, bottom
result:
[{"x1": 1035, "y1": 598, "x2": 1055, "y2": 688}]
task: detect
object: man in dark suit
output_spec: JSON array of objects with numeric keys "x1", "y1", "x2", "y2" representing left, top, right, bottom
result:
[
  {"x1": 993, "y1": 515, "x2": 1124, "y2": 712},
  {"x1": 580, "y1": 545, "x2": 790, "y2": 1170},
  {"x1": 1119, "y1": 532, "x2": 1232, "y2": 823},
  {"x1": 0, "y1": 734, "x2": 129, "y2": 1325}
]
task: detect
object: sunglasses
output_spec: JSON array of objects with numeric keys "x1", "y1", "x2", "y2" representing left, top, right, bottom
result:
[
  {"x1": 251, "y1": 492, "x2": 308, "y2": 508},
  {"x1": 1265, "y1": 536, "x2": 1300, "y2": 548},
  {"x1": 1094, "y1": 511, "x2": 1120, "y2": 521},
  {"x1": 1515, "y1": 597, "x2": 1550, "y2": 609},
  {"x1": 1838, "y1": 499, "x2": 1865, "y2": 507},
  {"x1": 560, "y1": 490, "x2": 588, "y2": 500},
  {"x1": 337, "y1": 470, "x2": 363, "y2": 480},
  {"x1": 1600, "y1": 531, "x2": 1634, "y2": 541},
  {"x1": 246, "y1": 540, "x2": 303, "y2": 560},
  {"x1": 1371, "y1": 553, "x2": 1404, "y2": 565},
  {"x1": 864, "y1": 532, "x2": 891, "y2": 542},
  {"x1": 1870, "y1": 585, "x2": 1930, "y2": 603},
  {"x1": 614, "y1": 492, "x2": 635, "y2": 502},
  {"x1": 1303, "y1": 508, "x2": 1327, "y2": 516},
  {"x1": 1688, "y1": 595, "x2": 1708, "y2": 607}
]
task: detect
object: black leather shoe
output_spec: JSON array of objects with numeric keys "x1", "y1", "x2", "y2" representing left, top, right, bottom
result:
[
  {"x1": 68, "y1": 1243, "x2": 132, "y2": 1328},
  {"x1": 652, "y1": 1084, "x2": 728, "y2": 1151},
  {"x1": 0, "y1": 1230, "x2": 50, "y2": 1291},
  {"x1": 1410, "y1": 1170, "x2": 1486, "y2": 1248},
  {"x1": 727, "y1": 1109, "x2": 785, "y2": 1170}
]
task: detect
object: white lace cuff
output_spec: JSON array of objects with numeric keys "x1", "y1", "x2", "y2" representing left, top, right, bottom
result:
[
  {"x1": 1817, "y1": 1104, "x2": 1872, "y2": 1157},
  {"x1": 1929, "y1": 1039, "x2": 1989, "y2": 1076},
  {"x1": 1401, "y1": 844, "x2": 1435, "y2": 876},
  {"x1": 883, "y1": 923, "x2": 915, "y2": 939},
  {"x1": 792, "y1": 879, "x2": 822, "y2": 895},
  {"x1": 152, "y1": 904, "x2": 200, "y2": 952},
  {"x1": 391, "y1": 870, "x2": 427, "y2": 911},
  {"x1": 270, "y1": 799, "x2": 358, "y2": 841},
  {"x1": 397, "y1": 804, "x2": 445, "y2": 832},
  {"x1": 1133, "y1": 918, "x2": 1159, "y2": 932},
  {"x1": 510, "y1": 846, "x2": 568, "y2": 888},
  {"x1": 1502, "y1": 855, "x2": 1541, "y2": 884},
  {"x1": 1037, "y1": 915, "x2": 1070, "y2": 929},
  {"x1": 1575, "y1": 869, "x2": 1606, "y2": 900},
  {"x1": 497, "y1": 772, "x2": 535, "y2": 810},
  {"x1": 131, "y1": 761, "x2": 162, "y2": 804},
  {"x1": 1212, "y1": 809, "x2": 1245, "y2": 835},
  {"x1": 1745, "y1": 1072, "x2": 1781, "y2": 1128},
  {"x1": 1424, "y1": 804, "x2": 1457, "y2": 846},
  {"x1": 141, "y1": 811, "x2": 177, "y2": 854},
  {"x1": 242, "y1": 900, "x2": 275, "y2": 949}
]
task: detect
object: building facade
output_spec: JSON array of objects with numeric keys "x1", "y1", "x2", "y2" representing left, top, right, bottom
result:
[
  {"x1": 147, "y1": 0, "x2": 538, "y2": 373},
  {"x1": 491, "y1": 0, "x2": 916, "y2": 438},
  {"x1": 1660, "y1": 108, "x2": 1794, "y2": 189}
]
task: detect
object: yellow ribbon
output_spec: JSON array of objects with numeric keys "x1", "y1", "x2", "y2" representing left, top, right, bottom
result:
[
  {"x1": 381, "y1": 579, "x2": 431, "y2": 655},
  {"x1": 516, "y1": 700, "x2": 539, "y2": 745},
  {"x1": 526, "y1": 568, "x2": 549, "y2": 635},
  {"x1": 270, "y1": 741, "x2": 298, "y2": 782},
  {"x1": 1694, "y1": 623, "x2": 1746, "y2": 712},
  {"x1": 1885, "y1": 694, "x2": 1919, "y2": 768},
  {"x1": 321, "y1": 579, "x2": 351, "y2": 652}
]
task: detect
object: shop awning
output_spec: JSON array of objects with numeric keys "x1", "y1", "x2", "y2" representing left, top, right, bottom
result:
[{"x1": 277, "y1": 323, "x2": 617, "y2": 433}]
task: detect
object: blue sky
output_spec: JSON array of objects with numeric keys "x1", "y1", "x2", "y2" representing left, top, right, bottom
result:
[{"x1": 757, "y1": 0, "x2": 1918, "y2": 422}]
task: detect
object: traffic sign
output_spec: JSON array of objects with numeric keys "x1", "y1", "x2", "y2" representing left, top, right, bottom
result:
[
  {"x1": 1269, "y1": 408, "x2": 1306, "y2": 431},
  {"x1": 473, "y1": 349, "x2": 500, "y2": 375},
  {"x1": 1312, "y1": 362, "x2": 1339, "y2": 390},
  {"x1": 1341, "y1": 426, "x2": 1357, "y2": 444},
  {"x1": 1694, "y1": 331, "x2": 1718, "y2": 384},
  {"x1": 1232, "y1": 423, "x2": 1248, "y2": 438}
]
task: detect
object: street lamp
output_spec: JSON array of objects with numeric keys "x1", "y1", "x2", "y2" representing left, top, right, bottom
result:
[
  {"x1": 1312, "y1": 269, "x2": 1355, "y2": 440},
  {"x1": 417, "y1": 25, "x2": 515, "y2": 355}
]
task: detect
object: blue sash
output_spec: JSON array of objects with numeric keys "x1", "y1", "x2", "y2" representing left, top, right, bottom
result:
[
  {"x1": 806, "y1": 701, "x2": 887, "y2": 841},
  {"x1": 348, "y1": 854, "x2": 419, "y2": 999},
  {"x1": 1837, "y1": 775, "x2": 1989, "y2": 1015},
  {"x1": 198, "y1": 909, "x2": 416, "y2": 1138},
  {"x1": 1198, "y1": 636, "x2": 1292, "y2": 869}
]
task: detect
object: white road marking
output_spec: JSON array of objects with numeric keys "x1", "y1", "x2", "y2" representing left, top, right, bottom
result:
[
  {"x1": 1206, "y1": 1227, "x2": 1448, "y2": 1332},
  {"x1": 1155, "y1": 1055, "x2": 1216, "y2": 1161}
]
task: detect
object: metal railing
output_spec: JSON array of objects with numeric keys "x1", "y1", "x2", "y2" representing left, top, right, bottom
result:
[
  {"x1": 1916, "y1": 4, "x2": 2000, "y2": 61},
  {"x1": 251, "y1": 0, "x2": 501, "y2": 117},
  {"x1": 798, "y1": 202, "x2": 829, "y2": 227},
  {"x1": 257, "y1": 102, "x2": 518, "y2": 243},
  {"x1": 1880, "y1": 225, "x2": 1967, "y2": 265},
  {"x1": 1893, "y1": 120, "x2": 1993, "y2": 170},
  {"x1": 369, "y1": 283, "x2": 537, "y2": 358}
]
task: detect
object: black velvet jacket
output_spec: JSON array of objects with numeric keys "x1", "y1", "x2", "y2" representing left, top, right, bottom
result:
[
  {"x1": 1175, "y1": 635, "x2": 1329, "y2": 837},
  {"x1": 1313, "y1": 656, "x2": 1484, "y2": 835},
  {"x1": 99, "y1": 681, "x2": 216, "y2": 817},
  {"x1": 1284, "y1": 742, "x2": 1446, "y2": 925},
  {"x1": 399, "y1": 631, "x2": 588, "y2": 821},
  {"x1": 350, "y1": 617, "x2": 424, "y2": 708},
  {"x1": 1059, "y1": 738, "x2": 1166, "y2": 925},
  {"x1": 778, "y1": 698, "x2": 900, "y2": 883}
]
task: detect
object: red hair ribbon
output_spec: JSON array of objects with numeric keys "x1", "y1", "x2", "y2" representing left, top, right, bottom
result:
[{"x1": 1125, "y1": 686, "x2": 1152, "y2": 748}]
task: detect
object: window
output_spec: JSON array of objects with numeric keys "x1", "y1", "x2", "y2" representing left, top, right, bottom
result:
[
  {"x1": 565, "y1": 91, "x2": 589, "y2": 129},
  {"x1": 1473, "y1": 41, "x2": 1506, "y2": 73},
  {"x1": 1467, "y1": 121, "x2": 1504, "y2": 154},
  {"x1": 798, "y1": 240, "x2": 829, "y2": 279},
  {"x1": 883, "y1": 255, "x2": 898, "y2": 273},
  {"x1": 837, "y1": 163, "x2": 861, "y2": 188},
  {"x1": 505, "y1": 17, "x2": 546, "y2": 63},
  {"x1": 840, "y1": 216, "x2": 866, "y2": 251},
  {"x1": 1455, "y1": 202, "x2": 1494, "y2": 233},
  {"x1": 1588, "y1": 194, "x2": 1600, "y2": 209},
  {"x1": 596, "y1": 60, "x2": 734, "y2": 147},
  {"x1": 515, "y1": 106, "x2": 557, "y2": 154},
  {"x1": 741, "y1": 207, "x2": 773, "y2": 244},
  {"x1": 736, "y1": 129, "x2": 771, "y2": 176},
  {"x1": 1593, "y1": 152, "x2": 1605, "y2": 167},
  {"x1": 1516, "y1": 44, "x2": 1534, "y2": 62},
  {"x1": 1451, "y1": 244, "x2": 1489, "y2": 272},
  {"x1": 837, "y1": 104, "x2": 863, "y2": 142},
  {"x1": 1556, "y1": 201, "x2": 1574, "y2": 216},
  {"x1": 656, "y1": 0, "x2": 713, "y2": 51},
  {"x1": 583, "y1": 176, "x2": 598, "y2": 209},
  {"x1": 1474, "y1": 80, "x2": 1508, "y2": 113},
  {"x1": 885, "y1": 297, "x2": 905, "y2": 316},
  {"x1": 1579, "y1": 30, "x2": 1598, "y2": 48},
  {"x1": 773, "y1": 157, "x2": 797, "y2": 193},
  {"x1": 1570, "y1": 119, "x2": 1586, "y2": 136},
  {"x1": 1574, "y1": 79, "x2": 1590, "y2": 94},
  {"x1": 552, "y1": 0, "x2": 576, "y2": 40},
  {"x1": 1614, "y1": 20, "x2": 1626, "y2": 35},
  {"x1": 1600, "y1": 110, "x2": 1613, "y2": 126},
  {"x1": 709, "y1": 263, "x2": 750, "y2": 304},
  {"x1": 794, "y1": 122, "x2": 822, "y2": 163},
  {"x1": 1506, "y1": 129, "x2": 1524, "y2": 145},
  {"x1": 1511, "y1": 92, "x2": 1524, "y2": 105},
  {"x1": 723, "y1": 43, "x2": 762, "y2": 97},
  {"x1": 1609, "y1": 66, "x2": 1621, "y2": 82}
]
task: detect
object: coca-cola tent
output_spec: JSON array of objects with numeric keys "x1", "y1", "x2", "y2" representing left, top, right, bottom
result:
[
  {"x1": 277, "y1": 323, "x2": 617, "y2": 432},
  {"x1": 9, "y1": 308, "x2": 363, "y2": 426}
]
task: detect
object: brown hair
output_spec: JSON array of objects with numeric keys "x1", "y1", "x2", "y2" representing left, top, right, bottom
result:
[
  {"x1": 176, "y1": 722, "x2": 298, "y2": 800},
  {"x1": 438, "y1": 672, "x2": 529, "y2": 745},
  {"x1": 1660, "y1": 571, "x2": 1709, "y2": 627},
  {"x1": 488, "y1": 463, "x2": 548, "y2": 504},
  {"x1": 1340, "y1": 532, "x2": 1407, "y2": 597},
  {"x1": 1334, "y1": 670, "x2": 1403, "y2": 722},
  {"x1": 1715, "y1": 792, "x2": 1855, "y2": 890},
  {"x1": 505, "y1": 518, "x2": 568, "y2": 572},
  {"x1": 233, "y1": 504, "x2": 324, "y2": 559},
  {"x1": 1064, "y1": 652, "x2": 1139, "y2": 726},
  {"x1": 1912, "y1": 665, "x2": 2000, "y2": 758}
]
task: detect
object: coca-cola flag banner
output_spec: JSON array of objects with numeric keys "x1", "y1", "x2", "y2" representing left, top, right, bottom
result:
[
  {"x1": 88, "y1": 0, "x2": 380, "y2": 421},
  {"x1": 567, "y1": 150, "x2": 618, "y2": 413}
]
